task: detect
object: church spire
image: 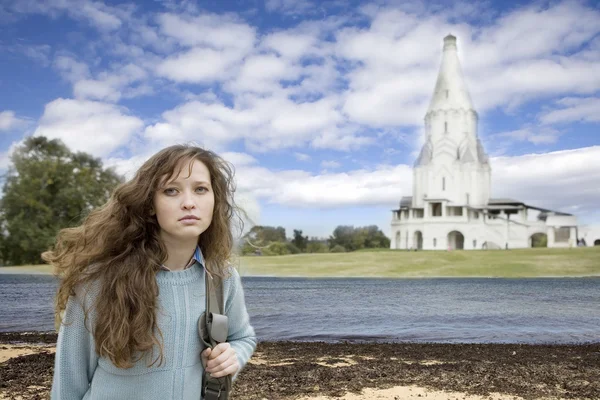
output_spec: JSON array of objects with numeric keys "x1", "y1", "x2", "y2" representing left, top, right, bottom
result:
[{"x1": 427, "y1": 34, "x2": 474, "y2": 113}]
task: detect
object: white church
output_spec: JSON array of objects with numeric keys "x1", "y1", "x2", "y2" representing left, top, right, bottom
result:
[{"x1": 390, "y1": 34, "x2": 587, "y2": 251}]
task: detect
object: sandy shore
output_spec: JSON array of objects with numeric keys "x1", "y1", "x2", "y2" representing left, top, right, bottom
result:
[{"x1": 1, "y1": 332, "x2": 598, "y2": 399}]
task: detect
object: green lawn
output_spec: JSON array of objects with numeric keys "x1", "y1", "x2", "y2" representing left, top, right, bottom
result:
[
  {"x1": 234, "y1": 247, "x2": 600, "y2": 278},
  {"x1": 2, "y1": 247, "x2": 599, "y2": 278}
]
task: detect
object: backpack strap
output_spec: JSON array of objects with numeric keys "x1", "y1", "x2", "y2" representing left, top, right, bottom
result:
[{"x1": 198, "y1": 269, "x2": 232, "y2": 400}]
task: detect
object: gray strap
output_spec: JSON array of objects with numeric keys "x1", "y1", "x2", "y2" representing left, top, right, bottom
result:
[{"x1": 200, "y1": 268, "x2": 232, "y2": 400}]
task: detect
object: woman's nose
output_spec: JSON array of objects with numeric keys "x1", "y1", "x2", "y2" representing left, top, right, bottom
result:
[{"x1": 181, "y1": 192, "x2": 196, "y2": 209}]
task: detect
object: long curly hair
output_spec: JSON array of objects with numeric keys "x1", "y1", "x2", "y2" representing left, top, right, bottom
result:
[{"x1": 42, "y1": 145, "x2": 245, "y2": 368}]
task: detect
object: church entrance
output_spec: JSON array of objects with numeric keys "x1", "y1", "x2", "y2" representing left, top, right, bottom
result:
[
  {"x1": 530, "y1": 233, "x2": 548, "y2": 248},
  {"x1": 595, "y1": 239, "x2": 600, "y2": 246},
  {"x1": 413, "y1": 231, "x2": 423, "y2": 250},
  {"x1": 447, "y1": 231, "x2": 464, "y2": 250}
]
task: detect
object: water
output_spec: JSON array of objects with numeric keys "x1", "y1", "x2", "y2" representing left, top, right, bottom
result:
[{"x1": 1, "y1": 274, "x2": 599, "y2": 344}]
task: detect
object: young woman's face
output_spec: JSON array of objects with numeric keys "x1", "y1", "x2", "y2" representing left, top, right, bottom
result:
[{"x1": 153, "y1": 159, "x2": 215, "y2": 241}]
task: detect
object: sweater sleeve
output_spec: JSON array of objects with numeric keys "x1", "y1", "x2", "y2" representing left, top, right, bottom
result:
[
  {"x1": 51, "y1": 287, "x2": 99, "y2": 400},
  {"x1": 224, "y1": 267, "x2": 257, "y2": 381}
]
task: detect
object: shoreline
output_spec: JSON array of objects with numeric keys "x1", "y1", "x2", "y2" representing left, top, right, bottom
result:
[
  {"x1": 1, "y1": 332, "x2": 599, "y2": 399},
  {"x1": 1, "y1": 267, "x2": 599, "y2": 279}
]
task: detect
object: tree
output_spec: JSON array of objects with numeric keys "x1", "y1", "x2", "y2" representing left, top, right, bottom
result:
[
  {"x1": 292, "y1": 229, "x2": 308, "y2": 251},
  {"x1": 243, "y1": 225, "x2": 286, "y2": 245},
  {"x1": 360, "y1": 225, "x2": 391, "y2": 248},
  {"x1": 0, "y1": 136, "x2": 124, "y2": 265},
  {"x1": 328, "y1": 225, "x2": 390, "y2": 251},
  {"x1": 328, "y1": 225, "x2": 356, "y2": 250}
]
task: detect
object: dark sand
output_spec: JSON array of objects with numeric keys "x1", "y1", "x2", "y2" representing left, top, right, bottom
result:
[{"x1": 1, "y1": 332, "x2": 599, "y2": 399}]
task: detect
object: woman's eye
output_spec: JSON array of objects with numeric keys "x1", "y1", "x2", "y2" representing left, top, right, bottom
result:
[
  {"x1": 164, "y1": 188, "x2": 178, "y2": 195},
  {"x1": 196, "y1": 187, "x2": 208, "y2": 193}
]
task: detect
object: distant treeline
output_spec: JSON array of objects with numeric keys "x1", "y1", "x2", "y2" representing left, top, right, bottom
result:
[{"x1": 240, "y1": 225, "x2": 390, "y2": 256}]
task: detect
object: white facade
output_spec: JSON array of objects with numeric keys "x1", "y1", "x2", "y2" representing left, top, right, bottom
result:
[
  {"x1": 390, "y1": 35, "x2": 580, "y2": 250},
  {"x1": 578, "y1": 225, "x2": 600, "y2": 247}
]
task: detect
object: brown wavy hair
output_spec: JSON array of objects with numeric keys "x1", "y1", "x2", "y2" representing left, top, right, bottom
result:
[{"x1": 42, "y1": 144, "x2": 245, "y2": 368}]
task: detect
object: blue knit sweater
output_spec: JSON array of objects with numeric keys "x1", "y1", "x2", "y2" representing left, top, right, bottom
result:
[{"x1": 50, "y1": 263, "x2": 256, "y2": 400}]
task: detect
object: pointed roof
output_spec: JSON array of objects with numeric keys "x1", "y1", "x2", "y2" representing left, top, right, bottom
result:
[{"x1": 427, "y1": 34, "x2": 474, "y2": 113}]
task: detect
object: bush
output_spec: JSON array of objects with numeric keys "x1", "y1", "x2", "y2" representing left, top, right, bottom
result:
[
  {"x1": 307, "y1": 242, "x2": 329, "y2": 253},
  {"x1": 262, "y1": 241, "x2": 290, "y2": 256},
  {"x1": 330, "y1": 244, "x2": 346, "y2": 253},
  {"x1": 286, "y1": 242, "x2": 301, "y2": 254}
]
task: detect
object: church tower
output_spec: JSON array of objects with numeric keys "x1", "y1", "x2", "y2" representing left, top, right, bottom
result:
[
  {"x1": 391, "y1": 35, "x2": 578, "y2": 251},
  {"x1": 413, "y1": 34, "x2": 491, "y2": 208}
]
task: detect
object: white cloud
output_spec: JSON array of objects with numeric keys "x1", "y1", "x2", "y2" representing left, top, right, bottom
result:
[
  {"x1": 494, "y1": 126, "x2": 562, "y2": 145},
  {"x1": 34, "y1": 98, "x2": 144, "y2": 157},
  {"x1": 9, "y1": 0, "x2": 125, "y2": 31},
  {"x1": 226, "y1": 54, "x2": 301, "y2": 94},
  {"x1": 74, "y1": 80, "x2": 120, "y2": 102},
  {"x1": 0, "y1": 111, "x2": 28, "y2": 132},
  {"x1": 221, "y1": 152, "x2": 258, "y2": 167},
  {"x1": 156, "y1": 47, "x2": 245, "y2": 83},
  {"x1": 53, "y1": 55, "x2": 90, "y2": 83},
  {"x1": 78, "y1": 1, "x2": 122, "y2": 30},
  {"x1": 295, "y1": 152, "x2": 311, "y2": 161},
  {"x1": 265, "y1": 0, "x2": 315, "y2": 15},
  {"x1": 540, "y1": 97, "x2": 600, "y2": 124},
  {"x1": 157, "y1": 13, "x2": 256, "y2": 50},
  {"x1": 236, "y1": 163, "x2": 413, "y2": 207},
  {"x1": 143, "y1": 101, "x2": 242, "y2": 149},
  {"x1": 154, "y1": 13, "x2": 256, "y2": 84},
  {"x1": 144, "y1": 95, "x2": 350, "y2": 152},
  {"x1": 104, "y1": 154, "x2": 149, "y2": 180},
  {"x1": 0, "y1": 151, "x2": 11, "y2": 170},
  {"x1": 311, "y1": 127, "x2": 374, "y2": 151},
  {"x1": 12, "y1": 44, "x2": 52, "y2": 66},
  {"x1": 492, "y1": 146, "x2": 600, "y2": 216},
  {"x1": 321, "y1": 160, "x2": 341, "y2": 168},
  {"x1": 72, "y1": 63, "x2": 148, "y2": 102},
  {"x1": 0, "y1": 140, "x2": 24, "y2": 171},
  {"x1": 262, "y1": 31, "x2": 318, "y2": 59}
]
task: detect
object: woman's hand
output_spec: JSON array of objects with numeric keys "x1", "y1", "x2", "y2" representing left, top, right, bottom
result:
[{"x1": 201, "y1": 343, "x2": 239, "y2": 378}]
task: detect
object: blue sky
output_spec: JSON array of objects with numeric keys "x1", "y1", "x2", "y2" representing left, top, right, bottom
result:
[{"x1": 0, "y1": 0, "x2": 599, "y2": 239}]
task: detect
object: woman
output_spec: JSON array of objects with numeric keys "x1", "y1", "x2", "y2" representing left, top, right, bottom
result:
[{"x1": 43, "y1": 145, "x2": 256, "y2": 399}]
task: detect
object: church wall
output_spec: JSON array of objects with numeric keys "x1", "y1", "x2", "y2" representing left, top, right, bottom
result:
[
  {"x1": 391, "y1": 220, "x2": 497, "y2": 251},
  {"x1": 468, "y1": 111, "x2": 477, "y2": 139},
  {"x1": 579, "y1": 225, "x2": 600, "y2": 246},
  {"x1": 391, "y1": 209, "x2": 578, "y2": 250}
]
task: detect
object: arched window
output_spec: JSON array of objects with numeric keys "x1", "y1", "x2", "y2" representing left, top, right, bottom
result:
[
  {"x1": 433, "y1": 238, "x2": 437, "y2": 248},
  {"x1": 444, "y1": 121, "x2": 448, "y2": 133},
  {"x1": 442, "y1": 177, "x2": 446, "y2": 191}
]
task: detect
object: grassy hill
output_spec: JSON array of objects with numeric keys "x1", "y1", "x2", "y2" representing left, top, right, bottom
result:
[{"x1": 1, "y1": 247, "x2": 599, "y2": 278}]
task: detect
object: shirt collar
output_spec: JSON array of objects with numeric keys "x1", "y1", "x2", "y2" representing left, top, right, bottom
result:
[{"x1": 160, "y1": 245, "x2": 204, "y2": 272}]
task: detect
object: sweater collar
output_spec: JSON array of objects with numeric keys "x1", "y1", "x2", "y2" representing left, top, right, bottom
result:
[{"x1": 159, "y1": 245, "x2": 205, "y2": 272}]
